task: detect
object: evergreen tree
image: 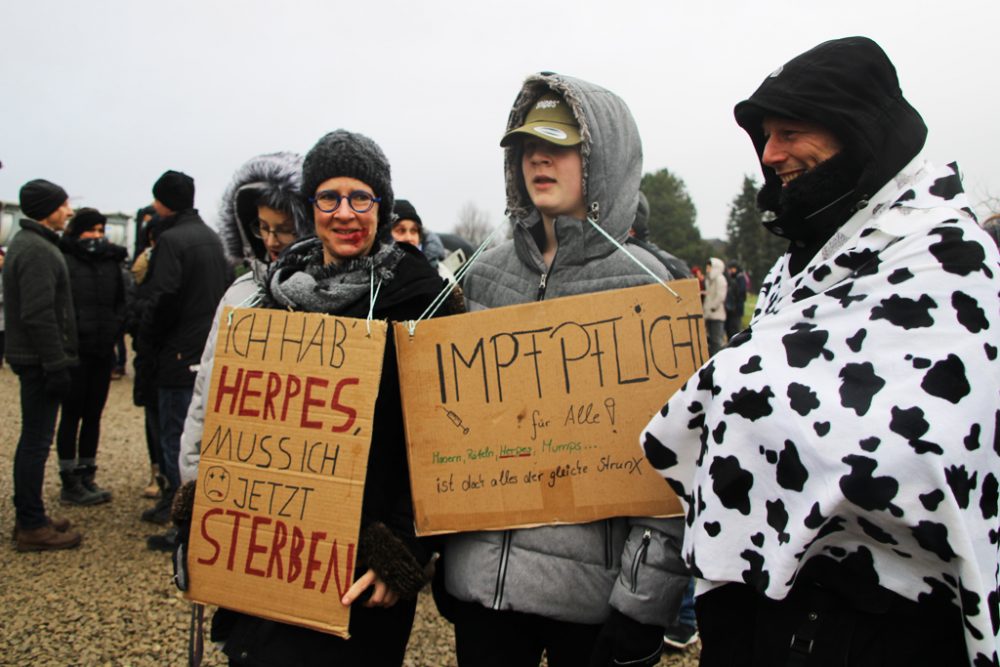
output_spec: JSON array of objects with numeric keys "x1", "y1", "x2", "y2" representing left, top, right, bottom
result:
[
  {"x1": 641, "y1": 168, "x2": 708, "y2": 268},
  {"x1": 725, "y1": 175, "x2": 787, "y2": 288}
]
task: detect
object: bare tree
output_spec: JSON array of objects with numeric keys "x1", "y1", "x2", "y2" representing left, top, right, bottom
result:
[
  {"x1": 974, "y1": 186, "x2": 1000, "y2": 221},
  {"x1": 453, "y1": 201, "x2": 500, "y2": 248}
]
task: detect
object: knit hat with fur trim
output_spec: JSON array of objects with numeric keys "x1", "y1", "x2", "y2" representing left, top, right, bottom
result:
[
  {"x1": 302, "y1": 130, "x2": 394, "y2": 231},
  {"x1": 19, "y1": 179, "x2": 69, "y2": 221},
  {"x1": 152, "y1": 170, "x2": 195, "y2": 212}
]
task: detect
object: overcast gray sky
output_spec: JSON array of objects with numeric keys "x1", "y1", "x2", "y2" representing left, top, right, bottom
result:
[{"x1": 2, "y1": 0, "x2": 998, "y2": 245}]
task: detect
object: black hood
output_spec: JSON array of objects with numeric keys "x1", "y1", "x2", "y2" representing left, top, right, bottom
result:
[{"x1": 734, "y1": 36, "x2": 927, "y2": 215}]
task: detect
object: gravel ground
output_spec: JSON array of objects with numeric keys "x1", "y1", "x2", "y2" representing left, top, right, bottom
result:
[{"x1": 0, "y1": 362, "x2": 699, "y2": 666}]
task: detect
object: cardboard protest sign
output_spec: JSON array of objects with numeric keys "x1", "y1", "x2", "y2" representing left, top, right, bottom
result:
[
  {"x1": 187, "y1": 307, "x2": 386, "y2": 638},
  {"x1": 395, "y1": 279, "x2": 705, "y2": 535}
]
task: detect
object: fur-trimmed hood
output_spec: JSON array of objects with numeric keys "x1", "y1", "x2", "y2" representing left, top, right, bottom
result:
[
  {"x1": 504, "y1": 72, "x2": 643, "y2": 262},
  {"x1": 217, "y1": 152, "x2": 310, "y2": 270}
]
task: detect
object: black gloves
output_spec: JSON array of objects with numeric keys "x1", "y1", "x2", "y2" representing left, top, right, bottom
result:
[
  {"x1": 359, "y1": 522, "x2": 428, "y2": 600},
  {"x1": 44, "y1": 368, "x2": 73, "y2": 399},
  {"x1": 589, "y1": 608, "x2": 664, "y2": 667}
]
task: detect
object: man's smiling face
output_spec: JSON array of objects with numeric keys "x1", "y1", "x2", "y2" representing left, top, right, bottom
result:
[{"x1": 761, "y1": 116, "x2": 843, "y2": 187}]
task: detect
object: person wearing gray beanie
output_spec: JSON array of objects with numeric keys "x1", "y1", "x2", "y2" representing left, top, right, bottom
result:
[
  {"x1": 209, "y1": 130, "x2": 455, "y2": 665},
  {"x1": 302, "y1": 129, "x2": 395, "y2": 233}
]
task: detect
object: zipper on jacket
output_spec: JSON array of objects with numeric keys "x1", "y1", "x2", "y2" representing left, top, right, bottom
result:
[
  {"x1": 629, "y1": 529, "x2": 652, "y2": 594},
  {"x1": 604, "y1": 520, "x2": 614, "y2": 569},
  {"x1": 536, "y1": 272, "x2": 548, "y2": 300},
  {"x1": 492, "y1": 530, "x2": 513, "y2": 609}
]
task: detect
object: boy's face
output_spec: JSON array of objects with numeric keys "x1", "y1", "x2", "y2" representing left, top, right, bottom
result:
[{"x1": 521, "y1": 137, "x2": 586, "y2": 223}]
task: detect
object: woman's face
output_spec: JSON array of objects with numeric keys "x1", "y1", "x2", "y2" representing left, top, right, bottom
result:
[
  {"x1": 391, "y1": 219, "x2": 421, "y2": 247},
  {"x1": 79, "y1": 224, "x2": 105, "y2": 240},
  {"x1": 313, "y1": 177, "x2": 379, "y2": 265},
  {"x1": 257, "y1": 205, "x2": 297, "y2": 261}
]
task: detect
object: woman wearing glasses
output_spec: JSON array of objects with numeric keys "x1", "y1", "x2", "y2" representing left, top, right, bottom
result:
[
  {"x1": 207, "y1": 130, "x2": 452, "y2": 666},
  {"x1": 175, "y1": 152, "x2": 309, "y2": 491}
]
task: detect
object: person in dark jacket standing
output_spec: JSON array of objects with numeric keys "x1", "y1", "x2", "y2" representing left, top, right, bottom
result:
[
  {"x1": 723, "y1": 260, "x2": 747, "y2": 340},
  {"x1": 129, "y1": 211, "x2": 165, "y2": 500},
  {"x1": 55, "y1": 208, "x2": 126, "y2": 506},
  {"x1": 4, "y1": 179, "x2": 82, "y2": 551},
  {"x1": 629, "y1": 192, "x2": 692, "y2": 280},
  {"x1": 138, "y1": 170, "x2": 229, "y2": 543}
]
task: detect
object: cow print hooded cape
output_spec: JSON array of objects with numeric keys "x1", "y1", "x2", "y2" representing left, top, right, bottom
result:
[{"x1": 642, "y1": 37, "x2": 1000, "y2": 665}]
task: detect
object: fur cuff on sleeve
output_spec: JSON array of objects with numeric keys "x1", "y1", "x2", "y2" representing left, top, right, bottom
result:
[
  {"x1": 172, "y1": 480, "x2": 197, "y2": 525},
  {"x1": 359, "y1": 522, "x2": 428, "y2": 600}
]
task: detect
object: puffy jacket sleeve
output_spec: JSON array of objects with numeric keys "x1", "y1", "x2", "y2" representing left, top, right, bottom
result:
[
  {"x1": 179, "y1": 277, "x2": 257, "y2": 484},
  {"x1": 178, "y1": 310, "x2": 217, "y2": 484},
  {"x1": 17, "y1": 243, "x2": 74, "y2": 370},
  {"x1": 609, "y1": 516, "x2": 689, "y2": 626}
]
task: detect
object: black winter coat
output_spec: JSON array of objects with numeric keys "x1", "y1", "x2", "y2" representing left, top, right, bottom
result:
[
  {"x1": 137, "y1": 209, "x2": 230, "y2": 388},
  {"x1": 2, "y1": 219, "x2": 78, "y2": 370},
  {"x1": 60, "y1": 236, "x2": 127, "y2": 358}
]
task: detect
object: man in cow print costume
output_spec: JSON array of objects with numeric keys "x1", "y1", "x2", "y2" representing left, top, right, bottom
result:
[{"x1": 642, "y1": 36, "x2": 1000, "y2": 666}]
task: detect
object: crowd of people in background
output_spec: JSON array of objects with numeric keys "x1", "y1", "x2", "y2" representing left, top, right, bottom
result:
[{"x1": 2, "y1": 35, "x2": 999, "y2": 667}]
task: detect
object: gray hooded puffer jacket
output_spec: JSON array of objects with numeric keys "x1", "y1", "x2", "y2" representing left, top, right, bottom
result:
[
  {"x1": 218, "y1": 151, "x2": 311, "y2": 278},
  {"x1": 444, "y1": 73, "x2": 688, "y2": 626},
  {"x1": 179, "y1": 152, "x2": 307, "y2": 483}
]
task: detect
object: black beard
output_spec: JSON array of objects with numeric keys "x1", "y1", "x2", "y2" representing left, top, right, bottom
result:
[
  {"x1": 777, "y1": 151, "x2": 859, "y2": 216},
  {"x1": 760, "y1": 151, "x2": 862, "y2": 245}
]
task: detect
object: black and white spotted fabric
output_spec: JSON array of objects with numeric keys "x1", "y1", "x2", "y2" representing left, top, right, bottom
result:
[{"x1": 642, "y1": 157, "x2": 1000, "y2": 665}]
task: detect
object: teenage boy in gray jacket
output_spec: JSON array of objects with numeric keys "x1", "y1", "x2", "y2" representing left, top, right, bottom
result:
[{"x1": 441, "y1": 73, "x2": 688, "y2": 667}]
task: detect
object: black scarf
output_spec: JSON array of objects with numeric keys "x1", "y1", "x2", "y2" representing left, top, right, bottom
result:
[{"x1": 761, "y1": 151, "x2": 867, "y2": 275}]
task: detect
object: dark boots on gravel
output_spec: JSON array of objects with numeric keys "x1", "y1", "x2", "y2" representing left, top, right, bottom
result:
[
  {"x1": 78, "y1": 464, "x2": 112, "y2": 503},
  {"x1": 60, "y1": 469, "x2": 106, "y2": 506},
  {"x1": 146, "y1": 526, "x2": 179, "y2": 552},
  {"x1": 15, "y1": 523, "x2": 82, "y2": 552},
  {"x1": 11, "y1": 516, "x2": 72, "y2": 541},
  {"x1": 141, "y1": 482, "x2": 175, "y2": 525}
]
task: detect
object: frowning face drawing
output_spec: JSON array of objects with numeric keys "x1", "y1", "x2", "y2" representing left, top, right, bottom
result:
[{"x1": 203, "y1": 466, "x2": 231, "y2": 503}]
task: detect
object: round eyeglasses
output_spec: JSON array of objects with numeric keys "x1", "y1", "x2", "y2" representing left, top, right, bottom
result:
[{"x1": 310, "y1": 190, "x2": 381, "y2": 214}]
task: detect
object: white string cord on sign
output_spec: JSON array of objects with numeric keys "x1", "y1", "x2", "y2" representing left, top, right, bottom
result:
[
  {"x1": 403, "y1": 212, "x2": 682, "y2": 337},
  {"x1": 405, "y1": 224, "x2": 506, "y2": 337},
  {"x1": 585, "y1": 215, "x2": 681, "y2": 301},
  {"x1": 367, "y1": 265, "x2": 383, "y2": 336},
  {"x1": 226, "y1": 289, "x2": 264, "y2": 326}
]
